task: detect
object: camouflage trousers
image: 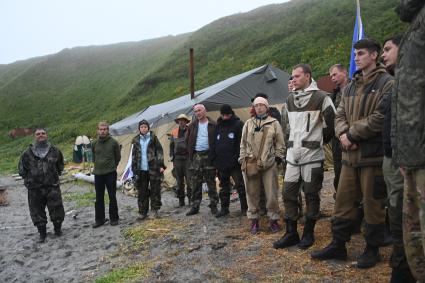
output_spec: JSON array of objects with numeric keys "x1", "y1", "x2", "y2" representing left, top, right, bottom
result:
[
  {"x1": 27, "y1": 186, "x2": 65, "y2": 227},
  {"x1": 189, "y1": 151, "x2": 218, "y2": 209},
  {"x1": 283, "y1": 162, "x2": 323, "y2": 221},
  {"x1": 383, "y1": 157, "x2": 410, "y2": 270},
  {"x1": 173, "y1": 158, "x2": 191, "y2": 201},
  {"x1": 403, "y1": 168, "x2": 425, "y2": 281},
  {"x1": 135, "y1": 170, "x2": 162, "y2": 214}
]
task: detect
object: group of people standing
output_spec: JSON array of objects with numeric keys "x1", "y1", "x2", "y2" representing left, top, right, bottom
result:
[
  {"x1": 170, "y1": 104, "x2": 248, "y2": 218},
  {"x1": 18, "y1": 1, "x2": 424, "y2": 281}
]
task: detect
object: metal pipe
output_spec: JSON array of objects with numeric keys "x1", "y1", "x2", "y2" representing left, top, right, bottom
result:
[{"x1": 189, "y1": 48, "x2": 195, "y2": 99}]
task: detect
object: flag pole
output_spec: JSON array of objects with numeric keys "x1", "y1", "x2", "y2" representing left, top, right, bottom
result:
[{"x1": 349, "y1": 0, "x2": 365, "y2": 78}]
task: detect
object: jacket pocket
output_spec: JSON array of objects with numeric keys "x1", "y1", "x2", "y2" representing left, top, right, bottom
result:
[{"x1": 301, "y1": 140, "x2": 321, "y2": 149}]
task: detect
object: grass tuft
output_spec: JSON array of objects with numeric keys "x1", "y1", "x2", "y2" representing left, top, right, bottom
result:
[{"x1": 94, "y1": 262, "x2": 151, "y2": 283}]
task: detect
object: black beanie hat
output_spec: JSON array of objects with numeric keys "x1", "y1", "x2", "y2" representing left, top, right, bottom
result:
[
  {"x1": 220, "y1": 104, "x2": 234, "y2": 115},
  {"x1": 138, "y1": 119, "x2": 150, "y2": 129}
]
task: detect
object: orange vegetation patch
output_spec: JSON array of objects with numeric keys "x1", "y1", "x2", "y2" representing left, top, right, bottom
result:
[{"x1": 221, "y1": 217, "x2": 391, "y2": 282}]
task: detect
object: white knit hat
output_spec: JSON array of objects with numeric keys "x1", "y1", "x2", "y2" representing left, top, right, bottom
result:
[{"x1": 253, "y1": 96, "x2": 269, "y2": 108}]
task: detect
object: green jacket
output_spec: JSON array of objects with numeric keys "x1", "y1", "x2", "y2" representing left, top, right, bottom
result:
[{"x1": 92, "y1": 135, "x2": 121, "y2": 175}]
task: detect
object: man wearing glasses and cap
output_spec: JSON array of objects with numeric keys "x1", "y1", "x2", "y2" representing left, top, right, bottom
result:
[{"x1": 170, "y1": 114, "x2": 192, "y2": 207}]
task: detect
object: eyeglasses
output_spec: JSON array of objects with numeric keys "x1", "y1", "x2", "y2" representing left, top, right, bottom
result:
[{"x1": 35, "y1": 132, "x2": 46, "y2": 136}]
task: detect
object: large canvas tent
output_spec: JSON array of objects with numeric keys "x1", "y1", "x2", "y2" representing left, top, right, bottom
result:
[{"x1": 110, "y1": 64, "x2": 290, "y2": 186}]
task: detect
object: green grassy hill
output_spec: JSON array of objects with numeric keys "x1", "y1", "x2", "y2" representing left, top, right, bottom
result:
[{"x1": 0, "y1": 0, "x2": 406, "y2": 173}]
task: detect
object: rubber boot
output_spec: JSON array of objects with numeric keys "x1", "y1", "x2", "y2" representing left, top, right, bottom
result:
[
  {"x1": 269, "y1": 220, "x2": 280, "y2": 233},
  {"x1": 357, "y1": 244, "x2": 381, "y2": 268},
  {"x1": 37, "y1": 225, "x2": 47, "y2": 243},
  {"x1": 215, "y1": 206, "x2": 229, "y2": 218},
  {"x1": 298, "y1": 218, "x2": 316, "y2": 249},
  {"x1": 273, "y1": 219, "x2": 300, "y2": 249},
  {"x1": 152, "y1": 210, "x2": 160, "y2": 219},
  {"x1": 250, "y1": 219, "x2": 259, "y2": 234},
  {"x1": 382, "y1": 212, "x2": 393, "y2": 247},
  {"x1": 186, "y1": 206, "x2": 199, "y2": 216},
  {"x1": 390, "y1": 266, "x2": 416, "y2": 283},
  {"x1": 311, "y1": 239, "x2": 347, "y2": 260},
  {"x1": 239, "y1": 193, "x2": 248, "y2": 216},
  {"x1": 53, "y1": 222, "x2": 62, "y2": 236},
  {"x1": 210, "y1": 204, "x2": 218, "y2": 216}
]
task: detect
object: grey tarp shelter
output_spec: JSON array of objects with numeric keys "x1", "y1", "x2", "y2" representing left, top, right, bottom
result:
[{"x1": 110, "y1": 64, "x2": 290, "y2": 186}]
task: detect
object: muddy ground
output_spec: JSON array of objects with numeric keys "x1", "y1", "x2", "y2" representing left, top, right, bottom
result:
[{"x1": 0, "y1": 172, "x2": 391, "y2": 283}]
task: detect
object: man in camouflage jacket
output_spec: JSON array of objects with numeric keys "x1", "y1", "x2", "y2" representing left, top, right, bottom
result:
[
  {"x1": 392, "y1": 1, "x2": 425, "y2": 281},
  {"x1": 19, "y1": 128, "x2": 65, "y2": 243}
]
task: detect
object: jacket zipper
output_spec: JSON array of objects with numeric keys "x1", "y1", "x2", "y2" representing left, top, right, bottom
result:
[{"x1": 306, "y1": 113, "x2": 310, "y2": 132}]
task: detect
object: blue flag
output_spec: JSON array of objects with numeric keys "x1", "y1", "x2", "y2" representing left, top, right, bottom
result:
[{"x1": 349, "y1": 0, "x2": 365, "y2": 78}]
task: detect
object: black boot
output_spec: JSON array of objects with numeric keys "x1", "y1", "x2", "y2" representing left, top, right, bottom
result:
[
  {"x1": 210, "y1": 205, "x2": 218, "y2": 216},
  {"x1": 390, "y1": 267, "x2": 416, "y2": 283},
  {"x1": 382, "y1": 213, "x2": 393, "y2": 246},
  {"x1": 37, "y1": 225, "x2": 47, "y2": 243},
  {"x1": 298, "y1": 218, "x2": 316, "y2": 249},
  {"x1": 239, "y1": 194, "x2": 248, "y2": 215},
  {"x1": 215, "y1": 207, "x2": 229, "y2": 218},
  {"x1": 179, "y1": 198, "x2": 185, "y2": 207},
  {"x1": 311, "y1": 239, "x2": 347, "y2": 260},
  {"x1": 357, "y1": 244, "x2": 381, "y2": 268},
  {"x1": 53, "y1": 222, "x2": 62, "y2": 236},
  {"x1": 273, "y1": 219, "x2": 300, "y2": 249},
  {"x1": 186, "y1": 206, "x2": 199, "y2": 216}
]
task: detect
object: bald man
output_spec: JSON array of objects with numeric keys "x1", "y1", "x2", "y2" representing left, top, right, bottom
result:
[{"x1": 185, "y1": 104, "x2": 219, "y2": 216}]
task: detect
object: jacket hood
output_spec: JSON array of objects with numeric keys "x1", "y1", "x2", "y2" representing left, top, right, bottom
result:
[
  {"x1": 353, "y1": 65, "x2": 388, "y2": 85},
  {"x1": 250, "y1": 114, "x2": 277, "y2": 125},
  {"x1": 293, "y1": 79, "x2": 319, "y2": 98}
]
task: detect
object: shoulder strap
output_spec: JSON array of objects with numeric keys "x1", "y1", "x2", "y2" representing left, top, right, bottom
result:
[{"x1": 256, "y1": 126, "x2": 269, "y2": 159}]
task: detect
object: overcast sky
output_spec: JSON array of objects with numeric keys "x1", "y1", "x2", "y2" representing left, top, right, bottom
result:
[{"x1": 0, "y1": 0, "x2": 289, "y2": 64}]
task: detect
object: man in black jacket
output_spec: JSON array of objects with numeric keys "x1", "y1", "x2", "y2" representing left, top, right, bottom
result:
[{"x1": 212, "y1": 104, "x2": 247, "y2": 217}]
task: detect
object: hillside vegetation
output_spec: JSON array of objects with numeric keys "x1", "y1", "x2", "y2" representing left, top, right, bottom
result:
[{"x1": 0, "y1": 0, "x2": 406, "y2": 172}]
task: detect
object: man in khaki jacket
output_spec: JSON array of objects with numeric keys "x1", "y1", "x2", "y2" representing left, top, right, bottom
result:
[{"x1": 311, "y1": 38, "x2": 394, "y2": 269}]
